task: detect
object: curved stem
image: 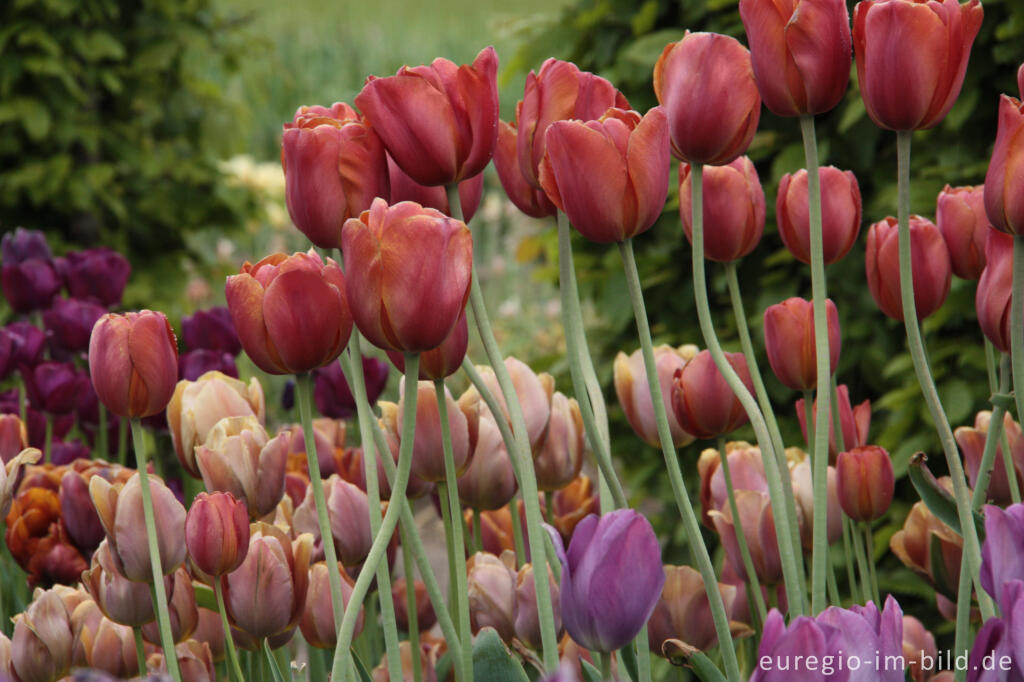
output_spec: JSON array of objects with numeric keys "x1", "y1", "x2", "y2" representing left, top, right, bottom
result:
[
  {"x1": 215, "y1": 580, "x2": 246, "y2": 682},
  {"x1": 686, "y1": 164, "x2": 807, "y2": 619},
  {"x1": 716, "y1": 439, "x2": 767, "y2": 627},
  {"x1": 894, "y1": 131, "x2": 993, "y2": 620},
  {"x1": 400, "y1": 527, "x2": 424, "y2": 682},
  {"x1": 618, "y1": 237, "x2": 740, "y2": 682},
  {"x1": 129, "y1": 418, "x2": 182, "y2": 682},
  {"x1": 44, "y1": 415, "x2": 52, "y2": 465},
  {"x1": 1012, "y1": 235, "x2": 1024, "y2": 443},
  {"x1": 971, "y1": 356, "x2": 1012, "y2": 510}
]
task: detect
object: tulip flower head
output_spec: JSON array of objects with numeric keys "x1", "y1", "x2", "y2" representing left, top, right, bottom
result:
[
  {"x1": 181, "y1": 306, "x2": 242, "y2": 356},
  {"x1": 762, "y1": 297, "x2": 841, "y2": 391},
  {"x1": 796, "y1": 384, "x2": 871, "y2": 459},
  {"x1": 865, "y1": 215, "x2": 952, "y2": 321},
  {"x1": 679, "y1": 156, "x2": 765, "y2": 263},
  {"x1": 776, "y1": 167, "x2": 862, "y2": 265},
  {"x1": 58, "y1": 248, "x2": 131, "y2": 308},
  {"x1": 936, "y1": 185, "x2": 992, "y2": 279},
  {"x1": 185, "y1": 491, "x2": 250, "y2": 580},
  {"x1": 671, "y1": 350, "x2": 754, "y2": 439},
  {"x1": 614, "y1": 344, "x2": 697, "y2": 448},
  {"x1": 836, "y1": 445, "x2": 895, "y2": 522},
  {"x1": 976, "y1": 230, "x2": 1021, "y2": 354}
]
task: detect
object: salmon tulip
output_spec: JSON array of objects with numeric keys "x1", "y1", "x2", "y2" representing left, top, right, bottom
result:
[
  {"x1": 976, "y1": 230, "x2": 1020, "y2": 354},
  {"x1": 776, "y1": 167, "x2": 862, "y2": 265},
  {"x1": 984, "y1": 95, "x2": 1024, "y2": 236},
  {"x1": 679, "y1": 156, "x2": 764, "y2": 263},
  {"x1": 865, "y1": 215, "x2": 951, "y2": 321},
  {"x1": 762, "y1": 297, "x2": 841, "y2": 391},
  {"x1": 937, "y1": 185, "x2": 991, "y2": 279},
  {"x1": 88, "y1": 311, "x2": 178, "y2": 418}
]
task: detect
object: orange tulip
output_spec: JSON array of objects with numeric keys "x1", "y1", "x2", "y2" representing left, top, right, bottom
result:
[{"x1": 88, "y1": 311, "x2": 178, "y2": 418}]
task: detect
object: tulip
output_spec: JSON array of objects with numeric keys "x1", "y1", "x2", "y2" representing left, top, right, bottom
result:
[
  {"x1": 181, "y1": 306, "x2": 241, "y2": 355},
  {"x1": 282, "y1": 102, "x2": 389, "y2": 249},
  {"x1": 0, "y1": 328, "x2": 11, "y2": 382},
  {"x1": 548, "y1": 509, "x2": 664, "y2": 653},
  {"x1": 654, "y1": 32, "x2": 761, "y2": 166},
  {"x1": 957, "y1": 411, "x2": 1024, "y2": 505},
  {"x1": 11, "y1": 587, "x2": 73, "y2": 682},
  {"x1": 392, "y1": 577, "x2": 437, "y2": 632},
  {"x1": 6, "y1": 480, "x2": 88, "y2": 587},
  {"x1": 647, "y1": 565, "x2": 742, "y2": 655},
  {"x1": 679, "y1": 156, "x2": 765, "y2": 263},
  {"x1": 192, "y1": 607, "x2": 225, "y2": 663},
  {"x1": 533, "y1": 392, "x2": 584, "y2": 492},
  {"x1": 711, "y1": 490, "x2": 784, "y2": 585},
  {"x1": 186, "y1": 492, "x2": 250, "y2": 579},
  {"x1": 142, "y1": 567, "x2": 198, "y2": 644},
  {"x1": 776, "y1": 167, "x2": 862, "y2": 265},
  {"x1": 699, "y1": 444, "x2": 769, "y2": 522},
  {"x1": 43, "y1": 296, "x2": 107, "y2": 355},
  {"x1": 614, "y1": 344, "x2": 697, "y2": 448},
  {"x1": 986, "y1": 95, "x2": 1024, "y2": 236},
  {"x1": 796, "y1": 384, "x2": 871, "y2": 459},
  {"x1": 342, "y1": 198, "x2": 473, "y2": 352},
  {"x1": 61, "y1": 470, "x2": 106, "y2": 554},
  {"x1": 762, "y1": 297, "x2": 840, "y2": 391},
  {"x1": 466, "y1": 551, "x2": 518, "y2": 641},
  {"x1": 151, "y1": 639, "x2": 216, "y2": 681},
  {"x1": 387, "y1": 154, "x2": 483, "y2": 223},
  {"x1": 225, "y1": 250, "x2": 352, "y2": 375},
  {"x1": 178, "y1": 349, "x2": 238, "y2": 382},
  {"x1": 77, "y1": 608, "x2": 139, "y2": 678},
  {"x1": 167, "y1": 371, "x2": 266, "y2": 477},
  {"x1": 456, "y1": 406, "x2": 519, "y2": 511},
  {"x1": 300, "y1": 560, "x2": 363, "y2": 648},
  {"x1": 865, "y1": 215, "x2": 952, "y2": 321},
  {"x1": 539, "y1": 107, "x2": 669, "y2": 244},
  {"x1": 815, "y1": 597, "x2": 905, "y2": 682},
  {"x1": 461, "y1": 357, "x2": 554, "y2": 452},
  {"x1": 739, "y1": 0, "x2": 851, "y2": 117},
  {"x1": 194, "y1": 416, "x2": 288, "y2": 519},
  {"x1": 89, "y1": 311, "x2": 179, "y2": 418},
  {"x1": 976, "y1": 230, "x2": 1020, "y2": 353},
  {"x1": 57, "y1": 247, "x2": 131, "y2": 307},
  {"x1": 515, "y1": 562, "x2": 562, "y2": 649},
  {"x1": 313, "y1": 355, "x2": 389, "y2": 419},
  {"x1": 902, "y1": 615, "x2": 938, "y2": 682},
  {"x1": 494, "y1": 120, "x2": 558, "y2": 218},
  {"x1": 671, "y1": 350, "x2": 754, "y2": 439},
  {"x1": 549, "y1": 475, "x2": 600, "y2": 542},
  {"x1": 293, "y1": 475, "x2": 373, "y2": 566},
  {"x1": 382, "y1": 378, "x2": 470, "y2": 483},
  {"x1": 979, "y1": 503, "x2": 1024, "y2": 608},
  {"x1": 890, "y1": 491, "x2": 963, "y2": 597},
  {"x1": 373, "y1": 418, "x2": 436, "y2": 501},
  {"x1": 967, "y1": 580, "x2": 1024, "y2": 682},
  {"x1": 0, "y1": 414, "x2": 28, "y2": 464},
  {"x1": 936, "y1": 185, "x2": 991, "y2": 279},
  {"x1": 836, "y1": 445, "x2": 895, "y2": 522},
  {"x1": 1, "y1": 227, "x2": 51, "y2": 263},
  {"x1": 90, "y1": 472, "x2": 187, "y2": 581},
  {"x1": 83, "y1": 540, "x2": 159, "y2": 626},
  {"x1": 789, "y1": 452, "x2": 842, "y2": 546},
  {"x1": 22, "y1": 361, "x2": 88, "y2": 415},
  {"x1": 1, "y1": 257, "x2": 62, "y2": 314},
  {"x1": 388, "y1": 310, "x2": 468, "y2": 381},
  {"x1": 222, "y1": 522, "x2": 313, "y2": 641},
  {"x1": 372, "y1": 640, "x2": 442, "y2": 682}
]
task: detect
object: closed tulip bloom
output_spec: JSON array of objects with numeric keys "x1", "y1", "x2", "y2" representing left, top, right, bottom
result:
[
  {"x1": 680, "y1": 156, "x2": 765, "y2": 262},
  {"x1": 355, "y1": 47, "x2": 498, "y2": 187},
  {"x1": 548, "y1": 510, "x2": 664, "y2": 653},
  {"x1": 466, "y1": 551, "x2": 518, "y2": 641},
  {"x1": 151, "y1": 639, "x2": 216, "y2": 682},
  {"x1": 293, "y1": 475, "x2": 373, "y2": 567},
  {"x1": 43, "y1": 297, "x2": 107, "y2": 355},
  {"x1": 83, "y1": 540, "x2": 158, "y2": 627},
  {"x1": 789, "y1": 453, "x2": 843, "y2": 546},
  {"x1": 181, "y1": 306, "x2": 241, "y2": 356},
  {"x1": 456, "y1": 405, "x2": 519, "y2": 511},
  {"x1": 539, "y1": 107, "x2": 669, "y2": 244},
  {"x1": 388, "y1": 310, "x2": 468, "y2": 381},
  {"x1": 11, "y1": 587, "x2": 73, "y2": 682},
  {"x1": 699, "y1": 444, "x2": 769, "y2": 523},
  {"x1": 763, "y1": 297, "x2": 841, "y2": 391},
  {"x1": 387, "y1": 154, "x2": 483, "y2": 223},
  {"x1": 7, "y1": 320, "x2": 45, "y2": 368},
  {"x1": 76, "y1": 607, "x2": 138, "y2": 678},
  {"x1": 902, "y1": 615, "x2": 938, "y2": 682},
  {"x1": 224, "y1": 523, "x2": 312, "y2": 641},
  {"x1": 836, "y1": 445, "x2": 894, "y2": 521},
  {"x1": 194, "y1": 416, "x2": 288, "y2": 519},
  {"x1": 178, "y1": 349, "x2": 238, "y2": 383},
  {"x1": 854, "y1": 0, "x2": 982, "y2": 131},
  {"x1": 58, "y1": 248, "x2": 131, "y2": 308},
  {"x1": 300, "y1": 561, "x2": 362, "y2": 648},
  {"x1": 671, "y1": 350, "x2": 754, "y2": 439},
  {"x1": 186, "y1": 492, "x2": 249, "y2": 579},
  {"x1": 979, "y1": 504, "x2": 1024, "y2": 606},
  {"x1": 533, "y1": 392, "x2": 584, "y2": 492},
  {"x1": 654, "y1": 32, "x2": 761, "y2": 165},
  {"x1": 225, "y1": 250, "x2": 352, "y2": 375},
  {"x1": 388, "y1": 378, "x2": 470, "y2": 483},
  {"x1": 977, "y1": 228, "x2": 1021, "y2": 354},
  {"x1": 515, "y1": 562, "x2": 562, "y2": 649},
  {"x1": 739, "y1": 0, "x2": 851, "y2": 117},
  {"x1": 461, "y1": 357, "x2": 554, "y2": 453},
  {"x1": 142, "y1": 567, "x2": 198, "y2": 644},
  {"x1": 866, "y1": 215, "x2": 952, "y2": 321},
  {"x1": 796, "y1": 384, "x2": 871, "y2": 459},
  {"x1": 167, "y1": 371, "x2": 266, "y2": 477},
  {"x1": 392, "y1": 577, "x2": 437, "y2": 632},
  {"x1": 282, "y1": 102, "x2": 389, "y2": 249},
  {"x1": 647, "y1": 565, "x2": 740, "y2": 654},
  {"x1": 22, "y1": 361, "x2": 87, "y2": 414},
  {"x1": 0, "y1": 414, "x2": 28, "y2": 464},
  {"x1": 314, "y1": 355, "x2": 388, "y2": 419},
  {"x1": 88, "y1": 311, "x2": 179, "y2": 418},
  {"x1": 494, "y1": 120, "x2": 557, "y2": 218},
  {"x1": 711, "y1": 490, "x2": 784, "y2": 585},
  {"x1": 61, "y1": 470, "x2": 106, "y2": 554},
  {"x1": 937, "y1": 185, "x2": 991, "y2": 279},
  {"x1": 614, "y1": 345, "x2": 697, "y2": 448},
  {"x1": 343, "y1": 198, "x2": 473, "y2": 352},
  {"x1": 890, "y1": 493, "x2": 963, "y2": 596},
  {"x1": 1, "y1": 258, "x2": 62, "y2": 314},
  {"x1": 777, "y1": 167, "x2": 862, "y2": 265},
  {"x1": 957, "y1": 411, "x2": 1024, "y2": 505},
  {"x1": 2, "y1": 227, "x2": 51, "y2": 263}
]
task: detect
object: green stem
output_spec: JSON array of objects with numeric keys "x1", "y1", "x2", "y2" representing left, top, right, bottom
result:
[
  {"x1": 1013, "y1": 235, "x2": 1024, "y2": 436},
  {"x1": 98, "y1": 402, "x2": 108, "y2": 460},
  {"x1": 716, "y1": 438, "x2": 766, "y2": 627},
  {"x1": 17, "y1": 381, "x2": 25, "y2": 424},
  {"x1": 600, "y1": 653, "x2": 612, "y2": 680},
  {"x1": 472, "y1": 509, "x2": 483, "y2": 554},
  {"x1": 215, "y1": 580, "x2": 246, "y2": 682},
  {"x1": 971, "y1": 356, "x2": 1012, "y2": 509},
  {"x1": 509, "y1": 497, "x2": 527, "y2": 566},
  {"x1": 849, "y1": 516, "x2": 871, "y2": 605},
  {"x1": 894, "y1": 130, "x2": 993, "y2": 620},
  {"x1": 43, "y1": 414, "x2": 52, "y2": 465},
  {"x1": 262, "y1": 639, "x2": 286, "y2": 682},
  {"x1": 953, "y1": 547, "x2": 971, "y2": 682},
  {"x1": 134, "y1": 626, "x2": 147, "y2": 678},
  {"x1": 862, "y1": 523, "x2": 880, "y2": 605},
  {"x1": 841, "y1": 517, "x2": 862, "y2": 603},
  {"x1": 130, "y1": 418, "x2": 182, "y2": 682},
  {"x1": 826, "y1": 560, "x2": 840, "y2": 606},
  {"x1": 437, "y1": 480, "x2": 459, "y2": 617},
  {"x1": 985, "y1": 338, "x2": 1000, "y2": 394},
  {"x1": 400, "y1": 527, "x2": 424, "y2": 682},
  {"x1": 987, "y1": 347, "x2": 1022, "y2": 505},
  {"x1": 635, "y1": 623, "x2": 652, "y2": 682},
  {"x1": 118, "y1": 417, "x2": 128, "y2": 466},
  {"x1": 686, "y1": 163, "x2": 807, "y2": 620},
  {"x1": 618, "y1": 237, "x2": 739, "y2": 682}
]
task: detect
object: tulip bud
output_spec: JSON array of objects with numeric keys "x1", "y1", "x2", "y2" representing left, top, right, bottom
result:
[
  {"x1": 957, "y1": 411, "x2": 1024, "y2": 505},
  {"x1": 186, "y1": 492, "x2": 250, "y2": 579},
  {"x1": 902, "y1": 615, "x2": 938, "y2": 682},
  {"x1": 7, "y1": 319, "x2": 45, "y2": 367},
  {"x1": 72, "y1": 600, "x2": 138, "y2": 677},
  {"x1": 614, "y1": 345, "x2": 697, "y2": 448},
  {"x1": 647, "y1": 565, "x2": 741, "y2": 654},
  {"x1": 515, "y1": 562, "x2": 562, "y2": 649},
  {"x1": 167, "y1": 371, "x2": 266, "y2": 477},
  {"x1": 789, "y1": 451, "x2": 842, "y2": 547},
  {"x1": 890, "y1": 491, "x2": 963, "y2": 597},
  {"x1": 762, "y1": 297, "x2": 841, "y2": 391},
  {"x1": 0, "y1": 414, "x2": 28, "y2": 464},
  {"x1": 467, "y1": 551, "x2": 517, "y2": 642},
  {"x1": 533, "y1": 392, "x2": 584, "y2": 492},
  {"x1": 986, "y1": 95, "x2": 1024, "y2": 236},
  {"x1": 84, "y1": 540, "x2": 159, "y2": 627},
  {"x1": 710, "y1": 490, "x2": 784, "y2": 585},
  {"x1": 1, "y1": 258, "x2": 61, "y2": 314},
  {"x1": 936, "y1": 185, "x2": 991, "y2": 279},
  {"x1": 343, "y1": 198, "x2": 473, "y2": 353},
  {"x1": 698, "y1": 444, "x2": 768, "y2": 525},
  {"x1": 385, "y1": 378, "x2": 470, "y2": 483},
  {"x1": 671, "y1": 350, "x2": 753, "y2": 440},
  {"x1": 539, "y1": 107, "x2": 670, "y2": 244},
  {"x1": 181, "y1": 306, "x2": 241, "y2": 355},
  {"x1": 150, "y1": 639, "x2": 216, "y2": 682},
  {"x1": 387, "y1": 310, "x2": 468, "y2": 381},
  {"x1": 293, "y1": 475, "x2": 372, "y2": 566},
  {"x1": 456, "y1": 406, "x2": 518, "y2": 511},
  {"x1": 387, "y1": 154, "x2": 483, "y2": 223},
  {"x1": 392, "y1": 577, "x2": 437, "y2": 632},
  {"x1": 300, "y1": 561, "x2": 363, "y2": 648},
  {"x1": 2, "y1": 227, "x2": 51, "y2": 262},
  {"x1": 654, "y1": 31, "x2": 761, "y2": 165},
  {"x1": 461, "y1": 357, "x2": 554, "y2": 453},
  {"x1": 89, "y1": 311, "x2": 179, "y2": 418},
  {"x1": 58, "y1": 247, "x2": 131, "y2": 307},
  {"x1": 976, "y1": 230, "x2": 1021, "y2": 353},
  {"x1": 61, "y1": 470, "x2": 106, "y2": 554},
  {"x1": 679, "y1": 156, "x2": 764, "y2": 263},
  {"x1": 777, "y1": 167, "x2": 862, "y2": 265},
  {"x1": 225, "y1": 250, "x2": 352, "y2": 375},
  {"x1": 865, "y1": 215, "x2": 952, "y2": 321},
  {"x1": 142, "y1": 567, "x2": 198, "y2": 644},
  {"x1": 43, "y1": 296, "x2": 107, "y2": 356},
  {"x1": 796, "y1": 384, "x2": 871, "y2": 460},
  {"x1": 22, "y1": 361, "x2": 88, "y2": 415},
  {"x1": 372, "y1": 640, "x2": 441, "y2": 682},
  {"x1": 177, "y1": 350, "x2": 237, "y2": 382},
  {"x1": 355, "y1": 47, "x2": 498, "y2": 187},
  {"x1": 12, "y1": 588, "x2": 73, "y2": 682}
]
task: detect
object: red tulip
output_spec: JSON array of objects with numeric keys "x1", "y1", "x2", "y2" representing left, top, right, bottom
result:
[
  {"x1": 936, "y1": 185, "x2": 991, "y2": 279},
  {"x1": 654, "y1": 32, "x2": 761, "y2": 166},
  {"x1": 739, "y1": 0, "x2": 851, "y2": 117},
  {"x1": 671, "y1": 350, "x2": 754, "y2": 440},
  {"x1": 976, "y1": 230, "x2": 1020, "y2": 354},
  {"x1": 342, "y1": 198, "x2": 473, "y2": 353},
  {"x1": 387, "y1": 309, "x2": 468, "y2": 381},
  {"x1": 984, "y1": 95, "x2": 1024, "y2": 236},
  {"x1": 355, "y1": 47, "x2": 498, "y2": 187},
  {"x1": 387, "y1": 155, "x2": 483, "y2": 223},
  {"x1": 539, "y1": 107, "x2": 669, "y2": 244},
  {"x1": 865, "y1": 215, "x2": 951, "y2": 321},
  {"x1": 88, "y1": 311, "x2": 178, "y2": 418},
  {"x1": 762, "y1": 297, "x2": 841, "y2": 391},
  {"x1": 796, "y1": 384, "x2": 871, "y2": 460},
  {"x1": 494, "y1": 120, "x2": 557, "y2": 218},
  {"x1": 185, "y1": 492, "x2": 249, "y2": 580},
  {"x1": 853, "y1": 0, "x2": 983, "y2": 131},
  {"x1": 281, "y1": 102, "x2": 389, "y2": 249},
  {"x1": 776, "y1": 167, "x2": 862, "y2": 265},
  {"x1": 225, "y1": 250, "x2": 352, "y2": 375},
  {"x1": 836, "y1": 445, "x2": 895, "y2": 521},
  {"x1": 679, "y1": 156, "x2": 764, "y2": 263}
]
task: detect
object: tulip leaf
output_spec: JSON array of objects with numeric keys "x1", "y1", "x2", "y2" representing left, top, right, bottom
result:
[
  {"x1": 350, "y1": 649, "x2": 373, "y2": 682},
  {"x1": 619, "y1": 640, "x2": 639, "y2": 681},
  {"x1": 472, "y1": 627, "x2": 529, "y2": 682},
  {"x1": 192, "y1": 582, "x2": 217, "y2": 612},
  {"x1": 580, "y1": 660, "x2": 604, "y2": 682},
  {"x1": 907, "y1": 452, "x2": 985, "y2": 541}
]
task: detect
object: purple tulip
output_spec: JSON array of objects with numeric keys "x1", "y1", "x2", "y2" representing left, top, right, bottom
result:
[
  {"x1": 1, "y1": 258, "x2": 62, "y2": 313},
  {"x1": 817, "y1": 597, "x2": 904, "y2": 682},
  {"x1": 60, "y1": 470, "x2": 106, "y2": 554},
  {"x1": 178, "y1": 349, "x2": 238, "y2": 381},
  {"x1": 0, "y1": 388, "x2": 73, "y2": 448},
  {"x1": 6, "y1": 321, "x2": 45, "y2": 367},
  {"x1": 56, "y1": 247, "x2": 131, "y2": 307},
  {"x1": 1, "y1": 228, "x2": 52, "y2": 263},
  {"x1": 968, "y1": 580, "x2": 1024, "y2": 682},
  {"x1": 981, "y1": 504, "x2": 1024, "y2": 609},
  {"x1": 314, "y1": 356, "x2": 389, "y2": 419},
  {"x1": 281, "y1": 380, "x2": 295, "y2": 411},
  {"x1": 0, "y1": 328, "x2": 13, "y2": 381},
  {"x1": 181, "y1": 306, "x2": 242, "y2": 355},
  {"x1": 43, "y1": 296, "x2": 106, "y2": 355},
  {"x1": 546, "y1": 509, "x2": 664, "y2": 653},
  {"x1": 50, "y1": 438, "x2": 90, "y2": 465},
  {"x1": 22, "y1": 361, "x2": 87, "y2": 414},
  {"x1": 751, "y1": 611, "x2": 849, "y2": 682}
]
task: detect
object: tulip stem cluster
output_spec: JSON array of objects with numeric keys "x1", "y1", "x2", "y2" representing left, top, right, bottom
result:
[
  {"x1": 894, "y1": 130, "x2": 995, "y2": 621},
  {"x1": 617, "y1": 236, "x2": 742, "y2": 682},
  {"x1": 129, "y1": 417, "x2": 183, "y2": 682},
  {"x1": 214, "y1": 579, "x2": 246, "y2": 682},
  {"x1": 1012, "y1": 235, "x2": 1024, "y2": 436}
]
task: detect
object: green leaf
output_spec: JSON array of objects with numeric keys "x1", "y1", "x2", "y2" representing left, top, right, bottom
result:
[
  {"x1": 472, "y1": 628, "x2": 529, "y2": 681},
  {"x1": 351, "y1": 649, "x2": 373, "y2": 682},
  {"x1": 619, "y1": 639, "x2": 639, "y2": 681},
  {"x1": 72, "y1": 31, "x2": 125, "y2": 61},
  {"x1": 192, "y1": 583, "x2": 216, "y2": 611},
  {"x1": 581, "y1": 659, "x2": 604, "y2": 682},
  {"x1": 907, "y1": 452, "x2": 984, "y2": 541}
]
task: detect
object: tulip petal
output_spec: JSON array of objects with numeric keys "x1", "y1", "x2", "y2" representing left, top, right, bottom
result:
[{"x1": 262, "y1": 269, "x2": 345, "y2": 373}]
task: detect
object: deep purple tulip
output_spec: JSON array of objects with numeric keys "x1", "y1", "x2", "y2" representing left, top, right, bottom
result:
[
  {"x1": 74, "y1": 380, "x2": 122, "y2": 455},
  {"x1": 751, "y1": 611, "x2": 848, "y2": 681},
  {"x1": 61, "y1": 470, "x2": 106, "y2": 554},
  {"x1": 0, "y1": 328, "x2": 13, "y2": 381},
  {"x1": 0, "y1": 388, "x2": 72, "y2": 448},
  {"x1": 43, "y1": 296, "x2": 106, "y2": 355},
  {"x1": 178, "y1": 349, "x2": 239, "y2": 381},
  {"x1": 281, "y1": 380, "x2": 295, "y2": 411},
  {"x1": 1, "y1": 258, "x2": 62, "y2": 313},
  {"x1": 22, "y1": 361, "x2": 87, "y2": 414},
  {"x1": 181, "y1": 306, "x2": 242, "y2": 355},
  {"x1": 980, "y1": 504, "x2": 1024, "y2": 608},
  {"x1": 546, "y1": 509, "x2": 664, "y2": 653},
  {"x1": 968, "y1": 580, "x2": 1024, "y2": 682},
  {"x1": 314, "y1": 356, "x2": 388, "y2": 419},
  {"x1": 49, "y1": 438, "x2": 90, "y2": 465},
  {"x1": 1, "y1": 227, "x2": 52, "y2": 263},
  {"x1": 56, "y1": 247, "x2": 131, "y2": 307},
  {"x1": 6, "y1": 321, "x2": 45, "y2": 367}
]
